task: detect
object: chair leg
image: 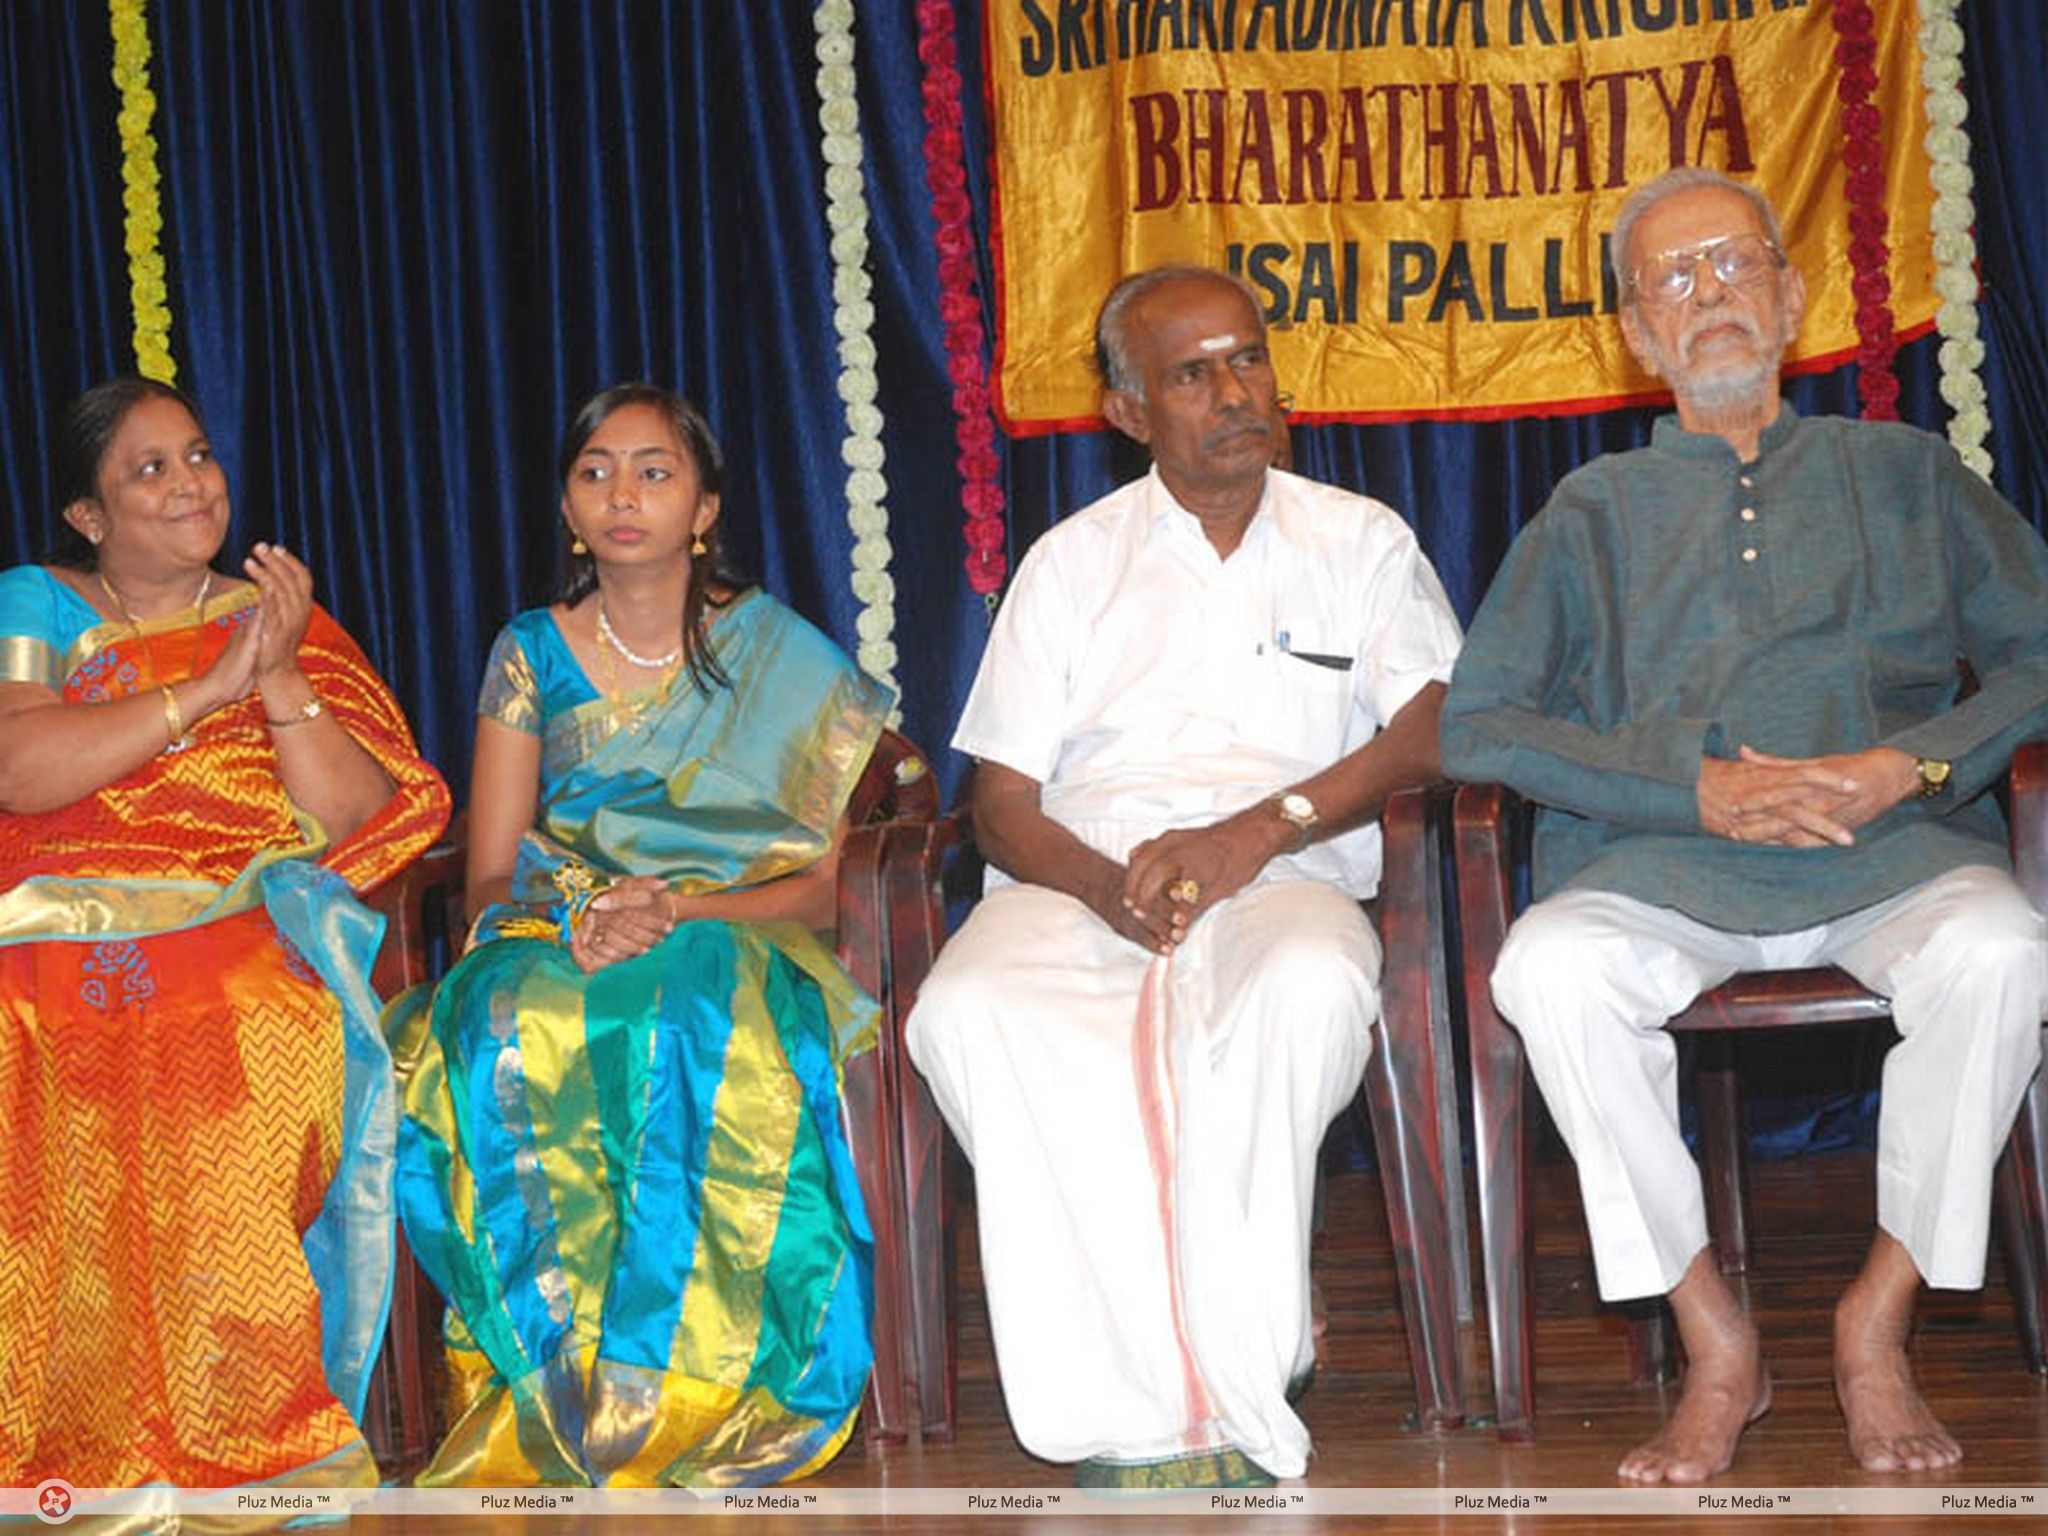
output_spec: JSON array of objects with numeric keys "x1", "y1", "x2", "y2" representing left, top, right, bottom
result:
[
  {"x1": 1696, "y1": 1038, "x2": 1750, "y2": 1276},
  {"x1": 1995, "y1": 1052, "x2": 2048, "y2": 1375},
  {"x1": 362, "y1": 1231, "x2": 444, "y2": 1482},
  {"x1": 835, "y1": 827, "x2": 911, "y2": 1447},
  {"x1": 1466, "y1": 991, "x2": 1535, "y2": 1441},
  {"x1": 1635, "y1": 1035, "x2": 1730, "y2": 1384},
  {"x1": 1361, "y1": 1027, "x2": 1464, "y2": 1431},
  {"x1": 1994, "y1": 1150, "x2": 2044, "y2": 1374},
  {"x1": 900, "y1": 1072, "x2": 957, "y2": 1442},
  {"x1": 843, "y1": 1046, "x2": 913, "y2": 1445},
  {"x1": 1426, "y1": 858, "x2": 1476, "y2": 1331},
  {"x1": 1454, "y1": 788, "x2": 1536, "y2": 1442},
  {"x1": 400, "y1": 1240, "x2": 446, "y2": 1474},
  {"x1": 885, "y1": 821, "x2": 959, "y2": 1444},
  {"x1": 363, "y1": 1331, "x2": 399, "y2": 1477},
  {"x1": 1365, "y1": 787, "x2": 1465, "y2": 1431},
  {"x1": 1625, "y1": 1300, "x2": 1680, "y2": 1387}
]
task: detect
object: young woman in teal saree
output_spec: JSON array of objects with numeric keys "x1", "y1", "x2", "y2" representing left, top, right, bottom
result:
[{"x1": 394, "y1": 386, "x2": 892, "y2": 1487}]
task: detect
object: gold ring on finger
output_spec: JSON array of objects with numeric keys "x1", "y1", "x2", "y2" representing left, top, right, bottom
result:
[{"x1": 1170, "y1": 877, "x2": 1200, "y2": 904}]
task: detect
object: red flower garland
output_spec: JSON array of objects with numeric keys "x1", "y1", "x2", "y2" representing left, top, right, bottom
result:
[
  {"x1": 1831, "y1": 0, "x2": 1899, "y2": 420},
  {"x1": 917, "y1": 0, "x2": 1009, "y2": 602}
]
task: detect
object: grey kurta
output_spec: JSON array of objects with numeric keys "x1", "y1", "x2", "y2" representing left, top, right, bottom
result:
[{"x1": 1442, "y1": 406, "x2": 2048, "y2": 933}]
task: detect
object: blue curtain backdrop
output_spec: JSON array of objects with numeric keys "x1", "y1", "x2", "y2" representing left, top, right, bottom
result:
[
  {"x1": 0, "y1": 4, "x2": 133, "y2": 506},
  {"x1": 1, "y1": 0, "x2": 2044, "y2": 801}
]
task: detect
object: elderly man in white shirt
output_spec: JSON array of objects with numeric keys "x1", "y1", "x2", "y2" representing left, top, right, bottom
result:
[{"x1": 905, "y1": 265, "x2": 1462, "y2": 1487}]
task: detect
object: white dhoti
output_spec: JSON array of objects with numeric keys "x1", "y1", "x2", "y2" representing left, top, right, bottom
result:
[
  {"x1": 1490, "y1": 865, "x2": 2048, "y2": 1301},
  {"x1": 905, "y1": 876, "x2": 1378, "y2": 1478}
]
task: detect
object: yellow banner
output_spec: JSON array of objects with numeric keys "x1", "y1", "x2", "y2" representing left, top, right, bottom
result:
[{"x1": 988, "y1": 0, "x2": 1935, "y2": 430}]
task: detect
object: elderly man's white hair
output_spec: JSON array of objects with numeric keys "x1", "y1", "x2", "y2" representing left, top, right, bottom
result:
[
  {"x1": 1610, "y1": 168, "x2": 1787, "y2": 302},
  {"x1": 1094, "y1": 265, "x2": 1266, "y2": 397}
]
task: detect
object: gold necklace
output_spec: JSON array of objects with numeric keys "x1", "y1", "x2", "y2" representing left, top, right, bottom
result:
[
  {"x1": 594, "y1": 616, "x2": 678, "y2": 734},
  {"x1": 98, "y1": 567, "x2": 212, "y2": 685},
  {"x1": 97, "y1": 567, "x2": 212, "y2": 632}
]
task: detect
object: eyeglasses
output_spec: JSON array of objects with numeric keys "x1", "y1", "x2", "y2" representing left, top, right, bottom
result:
[{"x1": 1628, "y1": 233, "x2": 1786, "y2": 307}]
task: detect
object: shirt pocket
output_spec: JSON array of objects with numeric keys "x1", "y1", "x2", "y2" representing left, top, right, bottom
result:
[{"x1": 1244, "y1": 646, "x2": 1357, "y2": 763}]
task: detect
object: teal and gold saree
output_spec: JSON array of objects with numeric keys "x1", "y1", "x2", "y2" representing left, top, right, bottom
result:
[{"x1": 395, "y1": 592, "x2": 891, "y2": 1487}]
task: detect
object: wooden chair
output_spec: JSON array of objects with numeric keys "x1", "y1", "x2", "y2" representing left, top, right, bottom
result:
[
  {"x1": 358, "y1": 728, "x2": 943, "y2": 1478},
  {"x1": 1452, "y1": 739, "x2": 2048, "y2": 1441},
  {"x1": 878, "y1": 784, "x2": 1475, "y2": 1445},
  {"x1": 360, "y1": 837, "x2": 464, "y2": 1479}
]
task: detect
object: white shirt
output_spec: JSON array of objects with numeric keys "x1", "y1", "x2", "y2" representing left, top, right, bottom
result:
[{"x1": 955, "y1": 466, "x2": 1463, "y2": 899}]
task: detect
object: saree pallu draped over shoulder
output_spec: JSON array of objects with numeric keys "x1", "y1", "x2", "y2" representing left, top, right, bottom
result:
[
  {"x1": 395, "y1": 592, "x2": 892, "y2": 1488},
  {"x1": 0, "y1": 583, "x2": 452, "y2": 1504}
]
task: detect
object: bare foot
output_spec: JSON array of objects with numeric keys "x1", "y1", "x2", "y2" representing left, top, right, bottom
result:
[
  {"x1": 1834, "y1": 1233, "x2": 1961, "y2": 1472},
  {"x1": 1619, "y1": 1251, "x2": 1771, "y2": 1484},
  {"x1": 1618, "y1": 1336, "x2": 1770, "y2": 1483}
]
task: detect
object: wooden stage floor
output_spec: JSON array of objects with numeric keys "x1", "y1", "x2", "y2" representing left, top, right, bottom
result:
[{"x1": 359, "y1": 1149, "x2": 2048, "y2": 1535}]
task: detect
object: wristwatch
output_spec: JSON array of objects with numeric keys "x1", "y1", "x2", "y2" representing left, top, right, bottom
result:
[
  {"x1": 1273, "y1": 790, "x2": 1320, "y2": 848},
  {"x1": 1914, "y1": 757, "x2": 1953, "y2": 799}
]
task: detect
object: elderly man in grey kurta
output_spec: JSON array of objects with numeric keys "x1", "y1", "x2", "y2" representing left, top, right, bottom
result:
[{"x1": 1442, "y1": 167, "x2": 2048, "y2": 1486}]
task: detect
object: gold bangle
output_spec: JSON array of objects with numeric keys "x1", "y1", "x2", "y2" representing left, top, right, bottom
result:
[
  {"x1": 266, "y1": 696, "x2": 324, "y2": 728},
  {"x1": 159, "y1": 684, "x2": 186, "y2": 748}
]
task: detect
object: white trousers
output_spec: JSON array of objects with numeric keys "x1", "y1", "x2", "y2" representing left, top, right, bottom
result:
[
  {"x1": 1491, "y1": 865, "x2": 2048, "y2": 1301},
  {"x1": 905, "y1": 877, "x2": 1377, "y2": 1478}
]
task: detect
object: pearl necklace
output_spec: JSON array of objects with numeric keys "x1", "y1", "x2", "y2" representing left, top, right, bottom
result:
[
  {"x1": 594, "y1": 605, "x2": 681, "y2": 736},
  {"x1": 596, "y1": 600, "x2": 683, "y2": 669}
]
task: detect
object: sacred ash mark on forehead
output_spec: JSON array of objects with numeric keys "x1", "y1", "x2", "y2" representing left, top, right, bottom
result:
[{"x1": 1196, "y1": 333, "x2": 1238, "y2": 353}]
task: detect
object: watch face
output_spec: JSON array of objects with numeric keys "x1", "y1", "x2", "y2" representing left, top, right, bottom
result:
[{"x1": 1279, "y1": 792, "x2": 1317, "y2": 824}]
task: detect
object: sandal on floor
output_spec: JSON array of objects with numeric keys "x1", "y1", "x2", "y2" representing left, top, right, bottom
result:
[{"x1": 1074, "y1": 1446, "x2": 1277, "y2": 1489}]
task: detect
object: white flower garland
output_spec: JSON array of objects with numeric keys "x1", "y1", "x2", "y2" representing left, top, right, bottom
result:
[
  {"x1": 1917, "y1": 0, "x2": 1993, "y2": 482},
  {"x1": 812, "y1": 0, "x2": 899, "y2": 714}
]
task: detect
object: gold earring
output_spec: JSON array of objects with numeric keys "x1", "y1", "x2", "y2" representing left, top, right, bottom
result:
[
  {"x1": 571, "y1": 532, "x2": 588, "y2": 555},
  {"x1": 86, "y1": 529, "x2": 102, "y2": 546},
  {"x1": 691, "y1": 534, "x2": 707, "y2": 557}
]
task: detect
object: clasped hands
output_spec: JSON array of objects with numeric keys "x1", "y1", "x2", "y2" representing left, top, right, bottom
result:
[
  {"x1": 188, "y1": 543, "x2": 324, "y2": 716},
  {"x1": 1697, "y1": 744, "x2": 1920, "y2": 848},
  {"x1": 1096, "y1": 810, "x2": 1288, "y2": 955},
  {"x1": 568, "y1": 875, "x2": 675, "y2": 973}
]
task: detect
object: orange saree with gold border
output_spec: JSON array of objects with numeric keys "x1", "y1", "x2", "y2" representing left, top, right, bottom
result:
[{"x1": 0, "y1": 572, "x2": 449, "y2": 1496}]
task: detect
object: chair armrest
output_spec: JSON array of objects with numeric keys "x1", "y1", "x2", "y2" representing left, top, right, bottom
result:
[
  {"x1": 2013, "y1": 738, "x2": 2047, "y2": 917},
  {"x1": 849, "y1": 729, "x2": 943, "y2": 827},
  {"x1": 1382, "y1": 781, "x2": 1447, "y2": 860},
  {"x1": 837, "y1": 727, "x2": 944, "y2": 986},
  {"x1": 881, "y1": 816, "x2": 966, "y2": 1020},
  {"x1": 368, "y1": 841, "x2": 467, "y2": 998},
  {"x1": 1377, "y1": 781, "x2": 1450, "y2": 975},
  {"x1": 834, "y1": 812, "x2": 966, "y2": 1026},
  {"x1": 1452, "y1": 782, "x2": 1523, "y2": 975},
  {"x1": 835, "y1": 824, "x2": 891, "y2": 1000}
]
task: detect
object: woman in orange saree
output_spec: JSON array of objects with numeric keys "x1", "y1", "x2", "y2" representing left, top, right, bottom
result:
[{"x1": 0, "y1": 378, "x2": 450, "y2": 1502}]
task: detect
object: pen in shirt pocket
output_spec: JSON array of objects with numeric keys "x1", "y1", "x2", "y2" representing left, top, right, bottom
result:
[{"x1": 1274, "y1": 628, "x2": 1353, "y2": 672}]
